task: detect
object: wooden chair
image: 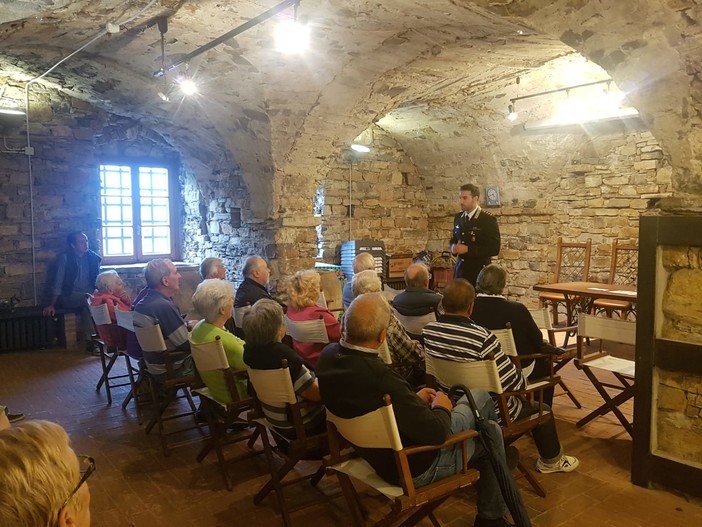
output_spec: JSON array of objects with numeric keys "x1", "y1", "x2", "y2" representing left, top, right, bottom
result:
[
  {"x1": 87, "y1": 300, "x2": 135, "y2": 406},
  {"x1": 528, "y1": 308, "x2": 581, "y2": 409},
  {"x1": 425, "y1": 352, "x2": 558, "y2": 498},
  {"x1": 491, "y1": 327, "x2": 536, "y2": 379},
  {"x1": 392, "y1": 309, "x2": 436, "y2": 342},
  {"x1": 575, "y1": 314, "x2": 636, "y2": 436},
  {"x1": 114, "y1": 308, "x2": 147, "y2": 424},
  {"x1": 284, "y1": 315, "x2": 330, "y2": 344},
  {"x1": 189, "y1": 335, "x2": 260, "y2": 490},
  {"x1": 134, "y1": 322, "x2": 202, "y2": 456},
  {"x1": 325, "y1": 394, "x2": 480, "y2": 527},
  {"x1": 539, "y1": 238, "x2": 592, "y2": 326},
  {"x1": 592, "y1": 240, "x2": 638, "y2": 320},
  {"x1": 246, "y1": 361, "x2": 330, "y2": 527}
]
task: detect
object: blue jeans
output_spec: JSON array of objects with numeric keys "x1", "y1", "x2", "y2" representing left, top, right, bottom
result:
[{"x1": 412, "y1": 390, "x2": 510, "y2": 521}]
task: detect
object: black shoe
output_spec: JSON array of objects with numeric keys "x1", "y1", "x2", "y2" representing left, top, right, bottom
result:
[
  {"x1": 474, "y1": 516, "x2": 515, "y2": 527},
  {"x1": 505, "y1": 445, "x2": 519, "y2": 471},
  {"x1": 8, "y1": 412, "x2": 25, "y2": 423},
  {"x1": 85, "y1": 341, "x2": 101, "y2": 356}
]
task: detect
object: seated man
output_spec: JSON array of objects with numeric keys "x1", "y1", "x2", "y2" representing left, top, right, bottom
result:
[
  {"x1": 242, "y1": 299, "x2": 326, "y2": 438},
  {"x1": 234, "y1": 255, "x2": 273, "y2": 307},
  {"x1": 0, "y1": 420, "x2": 93, "y2": 527},
  {"x1": 133, "y1": 259, "x2": 193, "y2": 380},
  {"x1": 91, "y1": 270, "x2": 132, "y2": 351},
  {"x1": 471, "y1": 264, "x2": 564, "y2": 405},
  {"x1": 43, "y1": 231, "x2": 102, "y2": 352},
  {"x1": 190, "y1": 279, "x2": 247, "y2": 401},
  {"x1": 199, "y1": 257, "x2": 226, "y2": 280},
  {"x1": 352, "y1": 270, "x2": 425, "y2": 387},
  {"x1": 342, "y1": 252, "x2": 376, "y2": 308},
  {"x1": 423, "y1": 279, "x2": 579, "y2": 475},
  {"x1": 392, "y1": 262, "x2": 443, "y2": 317},
  {"x1": 317, "y1": 292, "x2": 516, "y2": 527}
]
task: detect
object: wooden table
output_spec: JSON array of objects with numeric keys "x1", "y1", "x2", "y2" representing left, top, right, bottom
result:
[{"x1": 533, "y1": 282, "x2": 637, "y2": 325}]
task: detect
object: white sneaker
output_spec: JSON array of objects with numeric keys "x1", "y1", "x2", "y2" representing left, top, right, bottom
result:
[{"x1": 536, "y1": 455, "x2": 579, "y2": 474}]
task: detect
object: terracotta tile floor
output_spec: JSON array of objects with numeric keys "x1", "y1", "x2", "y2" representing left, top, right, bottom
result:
[{"x1": 2, "y1": 344, "x2": 701, "y2": 527}]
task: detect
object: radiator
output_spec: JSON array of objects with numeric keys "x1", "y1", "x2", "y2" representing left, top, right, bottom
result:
[{"x1": 0, "y1": 308, "x2": 58, "y2": 351}]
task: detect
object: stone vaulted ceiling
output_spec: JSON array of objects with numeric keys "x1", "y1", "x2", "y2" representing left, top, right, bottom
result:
[{"x1": 1, "y1": 0, "x2": 701, "y2": 217}]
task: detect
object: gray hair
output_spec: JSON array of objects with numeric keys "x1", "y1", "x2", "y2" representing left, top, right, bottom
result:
[
  {"x1": 353, "y1": 252, "x2": 376, "y2": 274},
  {"x1": 476, "y1": 264, "x2": 507, "y2": 295},
  {"x1": 192, "y1": 279, "x2": 235, "y2": 324},
  {"x1": 199, "y1": 257, "x2": 223, "y2": 280},
  {"x1": 144, "y1": 258, "x2": 173, "y2": 288},
  {"x1": 242, "y1": 299, "x2": 284, "y2": 347},
  {"x1": 95, "y1": 270, "x2": 122, "y2": 293},
  {"x1": 405, "y1": 263, "x2": 430, "y2": 288},
  {"x1": 345, "y1": 293, "x2": 390, "y2": 344},
  {"x1": 352, "y1": 269, "x2": 382, "y2": 296},
  {"x1": 242, "y1": 255, "x2": 264, "y2": 279}
]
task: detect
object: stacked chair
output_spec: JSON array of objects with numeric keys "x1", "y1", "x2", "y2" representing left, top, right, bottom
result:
[{"x1": 592, "y1": 240, "x2": 639, "y2": 320}]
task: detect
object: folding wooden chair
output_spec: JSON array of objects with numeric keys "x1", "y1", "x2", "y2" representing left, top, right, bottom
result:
[
  {"x1": 592, "y1": 240, "x2": 638, "y2": 320},
  {"x1": 246, "y1": 360, "x2": 330, "y2": 527},
  {"x1": 284, "y1": 315, "x2": 330, "y2": 344},
  {"x1": 425, "y1": 352, "x2": 558, "y2": 498},
  {"x1": 87, "y1": 300, "x2": 134, "y2": 406},
  {"x1": 325, "y1": 394, "x2": 480, "y2": 527},
  {"x1": 114, "y1": 308, "x2": 147, "y2": 424},
  {"x1": 575, "y1": 314, "x2": 636, "y2": 436},
  {"x1": 528, "y1": 308, "x2": 581, "y2": 409},
  {"x1": 134, "y1": 322, "x2": 202, "y2": 456},
  {"x1": 491, "y1": 327, "x2": 536, "y2": 379},
  {"x1": 539, "y1": 238, "x2": 592, "y2": 326},
  {"x1": 392, "y1": 309, "x2": 436, "y2": 342},
  {"x1": 190, "y1": 335, "x2": 260, "y2": 490}
]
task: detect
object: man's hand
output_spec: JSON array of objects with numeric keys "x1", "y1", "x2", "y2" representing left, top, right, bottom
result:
[
  {"x1": 43, "y1": 305, "x2": 56, "y2": 317},
  {"x1": 416, "y1": 387, "x2": 437, "y2": 404},
  {"x1": 452, "y1": 242, "x2": 468, "y2": 256},
  {"x1": 431, "y1": 392, "x2": 453, "y2": 411}
]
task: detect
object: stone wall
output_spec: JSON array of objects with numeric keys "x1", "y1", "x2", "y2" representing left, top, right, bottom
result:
[
  {"x1": 650, "y1": 245, "x2": 702, "y2": 467},
  {"x1": 317, "y1": 126, "x2": 428, "y2": 262}
]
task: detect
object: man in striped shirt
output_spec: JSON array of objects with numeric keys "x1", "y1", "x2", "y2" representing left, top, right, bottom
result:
[{"x1": 423, "y1": 279, "x2": 579, "y2": 475}]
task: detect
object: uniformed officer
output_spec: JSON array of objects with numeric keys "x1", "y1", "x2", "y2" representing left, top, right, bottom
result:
[{"x1": 450, "y1": 184, "x2": 501, "y2": 286}]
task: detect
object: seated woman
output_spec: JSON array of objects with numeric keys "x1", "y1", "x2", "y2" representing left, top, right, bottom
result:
[
  {"x1": 0, "y1": 420, "x2": 93, "y2": 527},
  {"x1": 352, "y1": 270, "x2": 425, "y2": 387},
  {"x1": 471, "y1": 264, "x2": 564, "y2": 406},
  {"x1": 284, "y1": 269, "x2": 341, "y2": 368},
  {"x1": 243, "y1": 299, "x2": 325, "y2": 438},
  {"x1": 91, "y1": 270, "x2": 132, "y2": 350},
  {"x1": 190, "y1": 279, "x2": 247, "y2": 402},
  {"x1": 199, "y1": 256, "x2": 226, "y2": 280}
]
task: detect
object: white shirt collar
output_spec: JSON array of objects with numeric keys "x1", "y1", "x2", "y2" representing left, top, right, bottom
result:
[{"x1": 476, "y1": 292, "x2": 506, "y2": 299}]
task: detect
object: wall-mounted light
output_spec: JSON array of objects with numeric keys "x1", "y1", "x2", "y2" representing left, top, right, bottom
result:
[{"x1": 507, "y1": 104, "x2": 518, "y2": 122}]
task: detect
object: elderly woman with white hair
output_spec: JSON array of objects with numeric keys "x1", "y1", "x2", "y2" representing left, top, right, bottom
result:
[
  {"x1": 90, "y1": 269, "x2": 132, "y2": 351},
  {"x1": 199, "y1": 257, "x2": 226, "y2": 280},
  {"x1": 285, "y1": 269, "x2": 341, "y2": 368},
  {"x1": 352, "y1": 269, "x2": 425, "y2": 387},
  {"x1": 0, "y1": 420, "x2": 93, "y2": 527},
  {"x1": 190, "y1": 279, "x2": 247, "y2": 401}
]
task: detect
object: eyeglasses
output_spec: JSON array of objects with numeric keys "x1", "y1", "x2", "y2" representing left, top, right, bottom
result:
[{"x1": 60, "y1": 455, "x2": 95, "y2": 511}]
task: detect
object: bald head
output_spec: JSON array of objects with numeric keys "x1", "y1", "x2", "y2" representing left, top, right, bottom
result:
[
  {"x1": 404, "y1": 263, "x2": 430, "y2": 288},
  {"x1": 344, "y1": 293, "x2": 390, "y2": 349}
]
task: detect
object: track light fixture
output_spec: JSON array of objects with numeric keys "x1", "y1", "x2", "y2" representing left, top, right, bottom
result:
[{"x1": 153, "y1": 0, "x2": 303, "y2": 78}]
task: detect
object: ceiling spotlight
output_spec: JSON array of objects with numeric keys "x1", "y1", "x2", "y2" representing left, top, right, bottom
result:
[
  {"x1": 275, "y1": 19, "x2": 310, "y2": 54},
  {"x1": 0, "y1": 108, "x2": 26, "y2": 116},
  {"x1": 350, "y1": 144, "x2": 370, "y2": 153},
  {"x1": 178, "y1": 78, "x2": 198, "y2": 95},
  {"x1": 507, "y1": 104, "x2": 518, "y2": 122}
]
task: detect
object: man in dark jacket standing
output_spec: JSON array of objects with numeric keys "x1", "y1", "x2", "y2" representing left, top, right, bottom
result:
[
  {"x1": 450, "y1": 184, "x2": 501, "y2": 286},
  {"x1": 317, "y1": 292, "x2": 515, "y2": 527},
  {"x1": 43, "y1": 231, "x2": 101, "y2": 350}
]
